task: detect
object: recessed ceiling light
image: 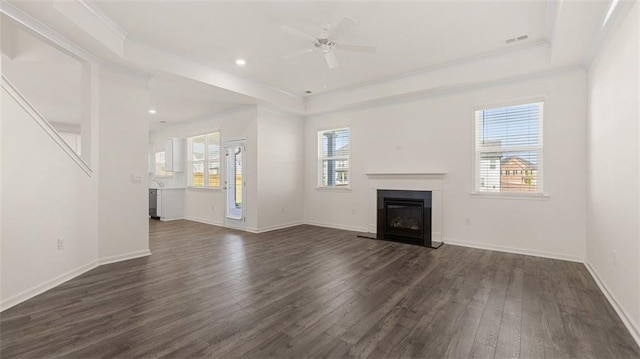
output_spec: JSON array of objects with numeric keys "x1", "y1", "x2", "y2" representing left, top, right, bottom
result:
[
  {"x1": 235, "y1": 58, "x2": 246, "y2": 66},
  {"x1": 148, "y1": 109, "x2": 157, "y2": 114}
]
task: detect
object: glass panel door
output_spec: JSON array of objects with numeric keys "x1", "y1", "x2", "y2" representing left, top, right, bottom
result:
[{"x1": 224, "y1": 140, "x2": 245, "y2": 228}]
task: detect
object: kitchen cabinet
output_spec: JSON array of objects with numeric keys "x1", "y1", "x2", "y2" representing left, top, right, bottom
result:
[
  {"x1": 155, "y1": 188, "x2": 185, "y2": 221},
  {"x1": 164, "y1": 138, "x2": 185, "y2": 172}
]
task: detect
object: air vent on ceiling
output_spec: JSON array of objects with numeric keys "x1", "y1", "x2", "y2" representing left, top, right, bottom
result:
[{"x1": 506, "y1": 34, "x2": 528, "y2": 44}]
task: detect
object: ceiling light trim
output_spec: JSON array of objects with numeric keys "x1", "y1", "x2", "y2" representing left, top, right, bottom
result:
[{"x1": 0, "y1": 1, "x2": 100, "y2": 64}]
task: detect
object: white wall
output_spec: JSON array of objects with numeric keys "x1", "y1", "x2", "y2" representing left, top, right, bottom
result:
[
  {"x1": 304, "y1": 70, "x2": 588, "y2": 261},
  {"x1": 150, "y1": 106, "x2": 258, "y2": 229},
  {"x1": 256, "y1": 107, "x2": 305, "y2": 231},
  {"x1": 97, "y1": 68, "x2": 150, "y2": 261},
  {"x1": 1, "y1": 86, "x2": 98, "y2": 308},
  {"x1": 587, "y1": 2, "x2": 640, "y2": 342}
]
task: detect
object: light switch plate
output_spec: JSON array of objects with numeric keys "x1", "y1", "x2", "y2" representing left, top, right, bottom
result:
[{"x1": 131, "y1": 174, "x2": 143, "y2": 184}]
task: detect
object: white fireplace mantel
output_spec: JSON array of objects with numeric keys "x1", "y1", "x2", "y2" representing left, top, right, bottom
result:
[{"x1": 365, "y1": 172, "x2": 447, "y2": 179}]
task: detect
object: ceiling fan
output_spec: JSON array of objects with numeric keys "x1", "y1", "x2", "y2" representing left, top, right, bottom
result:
[{"x1": 279, "y1": 17, "x2": 377, "y2": 70}]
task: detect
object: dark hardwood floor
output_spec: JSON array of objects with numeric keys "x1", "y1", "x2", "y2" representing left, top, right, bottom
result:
[{"x1": 1, "y1": 220, "x2": 639, "y2": 358}]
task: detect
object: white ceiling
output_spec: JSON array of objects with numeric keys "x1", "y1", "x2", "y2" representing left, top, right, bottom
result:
[
  {"x1": 2, "y1": 0, "x2": 617, "y2": 121},
  {"x1": 2, "y1": 16, "x2": 83, "y2": 125},
  {"x1": 1, "y1": 14, "x2": 249, "y2": 130},
  {"x1": 95, "y1": 1, "x2": 550, "y2": 95},
  {"x1": 147, "y1": 75, "x2": 251, "y2": 132}
]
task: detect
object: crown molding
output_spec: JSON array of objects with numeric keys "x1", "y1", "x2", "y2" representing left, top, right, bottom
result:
[
  {"x1": 544, "y1": 0, "x2": 563, "y2": 45},
  {"x1": 0, "y1": 1, "x2": 100, "y2": 64},
  {"x1": 257, "y1": 104, "x2": 304, "y2": 120},
  {"x1": 150, "y1": 104, "x2": 257, "y2": 133},
  {"x1": 306, "y1": 39, "x2": 550, "y2": 102},
  {"x1": 305, "y1": 41, "x2": 557, "y2": 115},
  {"x1": 76, "y1": 0, "x2": 128, "y2": 41},
  {"x1": 101, "y1": 63, "x2": 153, "y2": 82},
  {"x1": 52, "y1": 0, "x2": 125, "y2": 57},
  {"x1": 583, "y1": 0, "x2": 636, "y2": 70},
  {"x1": 305, "y1": 66, "x2": 584, "y2": 118},
  {"x1": 124, "y1": 39, "x2": 305, "y2": 114}
]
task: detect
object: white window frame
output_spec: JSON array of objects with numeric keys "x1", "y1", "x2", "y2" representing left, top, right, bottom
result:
[
  {"x1": 154, "y1": 151, "x2": 173, "y2": 178},
  {"x1": 187, "y1": 131, "x2": 221, "y2": 189},
  {"x1": 473, "y1": 100, "x2": 545, "y2": 198},
  {"x1": 317, "y1": 127, "x2": 351, "y2": 190}
]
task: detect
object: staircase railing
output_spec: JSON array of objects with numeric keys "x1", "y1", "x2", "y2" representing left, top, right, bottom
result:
[{"x1": 1, "y1": 74, "x2": 92, "y2": 176}]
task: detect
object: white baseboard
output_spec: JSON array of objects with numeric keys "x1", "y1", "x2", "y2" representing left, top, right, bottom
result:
[
  {"x1": 584, "y1": 261, "x2": 640, "y2": 347},
  {"x1": 184, "y1": 216, "x2": 224, "y2": 227},
  {"x1": 98, "y1": 249, "x2": 151, "y2": 265},
  {"x1": 159, "y1": 217, "x2": 183, "y2": 222},
  {"x1": 186, "y1": 217, "x2": 304, "y2": 234},
  {"x1": 443, "y1": 238, "x2": 584, "y2": 263},
  {"x1": 0, "y1": 260, "x2": 98, "y2": 312},
  {"x1": 1, "y1": 249, "x2": 152, "y2": 312},
  {"x1": 246, "y1": 221, "x2": 304, "y2": 234},
  {"x1": 303, "y1": 220, "x2": 369, "y2": 233}
]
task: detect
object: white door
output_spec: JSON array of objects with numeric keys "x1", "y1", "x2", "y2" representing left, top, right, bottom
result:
[{"x1": 224, "y1": 140, "x2": 246, "y2": 229}]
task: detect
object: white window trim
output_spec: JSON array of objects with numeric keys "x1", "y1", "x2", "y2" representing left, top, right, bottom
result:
[
  {"x1": 472, "y1": 100, "x2": 546, "y2": 198},
  {"x1": 154, "y1": 151, "x2": 173, "y2": 178},
  {"x1": 317, "y1": 126, "x2": 351, "y2": 190},
  {"x1": 187, "y1": 131, "x2": 221, "y2": 189}
]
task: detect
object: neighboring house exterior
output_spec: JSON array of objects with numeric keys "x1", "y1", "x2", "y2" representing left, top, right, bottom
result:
[
  {"x1": 500, "y1": 156, "x2": 538, "y2": 192},
  {"x1": 479, "y1": 152, "x2": 502, "y2": 192},
  {"x1": 478, "y1": 140, "x2": 502, "y2": 192},
  {"x1": 323, "y1": 142, "x2": 349, "y2": 187}
]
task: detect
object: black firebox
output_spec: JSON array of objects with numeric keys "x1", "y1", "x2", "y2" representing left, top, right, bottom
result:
[{"x1": 377, "y1": 189, "x2": 432, "y2": 247}]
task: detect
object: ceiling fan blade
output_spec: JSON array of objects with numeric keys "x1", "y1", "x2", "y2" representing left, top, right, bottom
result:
[
  {"x1": 324, "y1": 51, "x2": 338, "y2": 69},
  {"x1": 335, "y1": 43, "x2": 377, "y2": 54},
  {"x1": 278, "y1": 25, "x2": 317, "y2": 43},
  {"x1": 281, "y1": 48, "x2": 315, "y2": 59},
  {"x1": 329, "y1": 17, "x2": 356, "y2": 41}
]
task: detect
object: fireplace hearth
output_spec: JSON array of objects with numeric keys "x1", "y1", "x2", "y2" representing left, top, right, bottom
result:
[{"x1": 377, "y1": 189, "x2": 439, "y2": 248}]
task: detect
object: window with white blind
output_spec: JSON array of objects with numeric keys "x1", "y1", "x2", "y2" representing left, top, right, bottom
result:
[
  {"x1": 187, "y1": 132, "x2": 220, "y2": 188},
  {"x1": 475, "y1": 102, "x2": 543, "y2": 194},
  {"x1": 318, "y1": 127, "x2": 350, "y2": 188}
]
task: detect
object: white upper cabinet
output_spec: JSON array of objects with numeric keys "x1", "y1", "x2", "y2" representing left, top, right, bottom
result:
[{"x1": 164, "y1": 138, "x2": 185, "y2": 172}]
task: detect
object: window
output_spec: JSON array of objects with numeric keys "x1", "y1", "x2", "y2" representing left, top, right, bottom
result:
[
  {"x1": 475, "y1": 102, "x2": 543, "y2": 194},
  {"x1": 318, "y1": 127, "x2": 350, "y2": 188},
  {"x1": 155, "y1": 151, "x2": 172, "y2": 177},
  {"x1": 187, "y1": 132, "x2": 220, "y2": 188}
]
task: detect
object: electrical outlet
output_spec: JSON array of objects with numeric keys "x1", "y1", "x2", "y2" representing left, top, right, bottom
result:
[
  {"x1": 57, "y1": 238, "x2": 64, "y2": 251},
  {"x1": 465, "y1": 218, "x2": 471, "y2": 226}
]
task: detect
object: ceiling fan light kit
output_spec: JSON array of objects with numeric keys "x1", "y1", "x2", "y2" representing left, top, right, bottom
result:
[{"x1": 279, "y1": 16, "x2": 377, "y2": 69}]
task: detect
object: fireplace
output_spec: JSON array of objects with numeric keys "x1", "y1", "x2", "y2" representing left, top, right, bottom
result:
[{"x1": 377, "y1": 189, "x2": 433, "y2": 247}]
